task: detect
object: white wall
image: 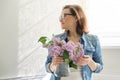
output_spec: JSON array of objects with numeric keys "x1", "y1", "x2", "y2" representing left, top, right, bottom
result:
[
  {"x1": 0, "y1": 0, "x2": 18, "y2": 78},
  {"x1": 0, "y1": 0, "x2": 120, "y2": 79},
  {"x1": 93, "y1": 47, "x2": 120, "y2": 80}
]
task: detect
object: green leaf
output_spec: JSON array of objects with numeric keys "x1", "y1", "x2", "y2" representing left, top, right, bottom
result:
[
  {"x1": 38, "y1": 36, "x2": 47, "y2": 44},
  {"x1": 48, "y1": 40, "x2": 54, "y2": 46},
  {"x1": 64, "y1": 59, "x2": 70, "y2": 64},
  {"x1": 71, "y1": 63, "x2": 77, "y2": 69},
  {"x1": 69, "y1": 60, "x2": 77, "y2": 69},
  {"x1": 62, "y1": 51, "x2": 69, "y2": 60}
]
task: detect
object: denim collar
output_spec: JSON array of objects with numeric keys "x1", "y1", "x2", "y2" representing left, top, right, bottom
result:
[
  {"x1": 62, "y1": 32, "x2": 87, "y2": 46},
  {"x1": 63, "y1": 31, "x2": 86, "y2": 40}
]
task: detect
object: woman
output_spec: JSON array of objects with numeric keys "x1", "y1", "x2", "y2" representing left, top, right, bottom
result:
[{"x1": 45, "y1": 4, "x2": 103, "y2": 80}]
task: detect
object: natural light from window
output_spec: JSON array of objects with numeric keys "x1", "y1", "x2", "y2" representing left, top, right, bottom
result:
[
  {"x1": 88, "y1": 0, "x2": 120, "y2": 47},
  {"x1": 18, "y1": 0, "x2": 120, "y2": 79}
]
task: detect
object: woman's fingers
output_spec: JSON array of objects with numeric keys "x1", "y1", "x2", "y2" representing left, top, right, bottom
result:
[
  {"x1": 52, "y1": 56, "x2": 63, "y2": 66},
  {"x1": 78, "y1": 55, "x2": 91, "y2": 66}
]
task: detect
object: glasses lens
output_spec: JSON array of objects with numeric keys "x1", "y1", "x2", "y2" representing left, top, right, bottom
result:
[{"x1": 59, "y1": 13, "x2": 73, "y2": 20}]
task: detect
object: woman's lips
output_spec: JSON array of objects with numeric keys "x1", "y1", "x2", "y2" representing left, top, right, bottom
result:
[{"x1": 61, "y1": 22, "x2": 64, "y2": 24}]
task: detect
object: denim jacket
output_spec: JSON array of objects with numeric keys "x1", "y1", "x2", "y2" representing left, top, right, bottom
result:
[{"x1": 45, "y1": 32, "x2": 103, "y2": 80}]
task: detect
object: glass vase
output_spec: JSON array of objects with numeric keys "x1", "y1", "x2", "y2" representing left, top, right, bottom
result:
[{"x1": 54, "y1": 61, "x2": 70, "y2": 77}]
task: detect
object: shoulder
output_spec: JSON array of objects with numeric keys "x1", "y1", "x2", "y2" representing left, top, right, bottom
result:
[
  {"x1": 86, "y1": 33, "x2": 99, "y2": 41},
  {"x1": 85, "y1": 33, "x2": 100, "y2": 46},
  {"x1": 54, "y1": 32, "x2": 67, "y2": 40}
]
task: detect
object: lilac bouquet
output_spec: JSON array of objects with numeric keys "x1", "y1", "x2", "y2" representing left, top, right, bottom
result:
[{"x1": 38, "y1": 36, "x2": 84, "y2": 69}]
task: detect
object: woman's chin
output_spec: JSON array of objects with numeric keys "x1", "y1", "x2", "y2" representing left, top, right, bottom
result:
[{"x1": 61, "y1": 26, "x2": 65, "y2": 29}]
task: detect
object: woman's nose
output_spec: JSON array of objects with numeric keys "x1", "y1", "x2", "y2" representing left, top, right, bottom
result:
[
  {"x1": 59, "y1": 18, "x2": 64, "y2": 23},
  {"x1": 59, "y1": 19, "x2": 62, "y2": 22}
]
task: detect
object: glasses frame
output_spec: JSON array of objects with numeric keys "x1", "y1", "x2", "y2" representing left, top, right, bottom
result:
[{"x1": 59, "y1": 13, "x2": 73, "y2": 20}]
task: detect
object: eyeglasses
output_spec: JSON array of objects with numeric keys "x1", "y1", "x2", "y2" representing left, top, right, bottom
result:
[{"x1": 59, "y1": 13, "x2": 73, "y2": 20}]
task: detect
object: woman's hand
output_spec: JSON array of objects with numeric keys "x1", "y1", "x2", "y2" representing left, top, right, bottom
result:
[
  {"x1": 77, "y1": 55, "x2": 91, "y2": 66},
  {"x1": 50, "y1": 56, "x2": 63, "y2": 72},
  {"x1": 52, "y1": 56, "x2": 63, "y2": 66},
  {"x1": 77, "y1": 55, "x2": 97, "y2": 71}
]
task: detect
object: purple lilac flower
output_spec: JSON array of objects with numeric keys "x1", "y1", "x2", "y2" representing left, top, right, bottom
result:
[
  {"x1": 51, "y1": 46, "x2": 62, "y2": 56},
  {"x1": 61, "y1": 40, "x2": 66, "y2": 46},
  {"x1": 52, "y1": 38, "x2": 61, "y2": 46},
  {"x1": 69, "y1": 43, "x2": 84, "y2": 63},
  {"x1": 39, "y1": 36, "x2": 85, "y2": 69},
  {"x1": 61, "y1": 40, "x2": 66, "y2": 52},
  {"x1": 73, "y1": 55, "x2": 78, "y2": 63},
  {"x1": 47, "y1": 37, "x2": 84, "y2": 65},
  {"x1": 69, "y1": 51, "x2": 74, "y2": 60},
  {"x1": 78, "y1": 43, "x2": 84, "y2": 57},
  {"x1": 65, "y1": 41, "x2": 75, "y2": 53}
]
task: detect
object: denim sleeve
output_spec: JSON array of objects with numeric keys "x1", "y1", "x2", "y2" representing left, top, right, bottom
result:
[
  {"x1": 45, "y1": 55, "x2": 53, "y2": 73},
  {"x1": 45, "y1": 35, "x2": 60, "y2": 74},
  {"x1": 92, "y1": 36, "x2": 103, "y2": 73}
]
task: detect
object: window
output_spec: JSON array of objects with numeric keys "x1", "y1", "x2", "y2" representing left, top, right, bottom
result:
[{"x1": 87, "y1": 0, "x2": 120, "y2": 47}]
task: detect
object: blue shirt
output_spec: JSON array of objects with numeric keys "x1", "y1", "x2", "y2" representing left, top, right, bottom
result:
[{"x1": 45, "y1": 32, "x2": 103, "y2": 80}]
